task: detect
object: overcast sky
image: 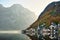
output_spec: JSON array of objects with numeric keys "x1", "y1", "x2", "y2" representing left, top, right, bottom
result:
[{"x1": 0, "y1": 0, "x2": 60, "y2": 17}]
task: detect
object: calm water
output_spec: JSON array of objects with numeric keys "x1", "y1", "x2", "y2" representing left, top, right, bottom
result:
[{"x1": 0, "y1": 34, "x2": 30, "y2": 40}]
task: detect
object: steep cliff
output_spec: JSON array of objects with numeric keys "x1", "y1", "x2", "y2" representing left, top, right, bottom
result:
[{"x1": 27, "y1": 1, "x2": 60, "y2": 30}]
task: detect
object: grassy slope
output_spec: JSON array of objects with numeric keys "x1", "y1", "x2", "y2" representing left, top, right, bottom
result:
[{"x1": 27, "y1": 5, "x2": 60, "y2": 29}]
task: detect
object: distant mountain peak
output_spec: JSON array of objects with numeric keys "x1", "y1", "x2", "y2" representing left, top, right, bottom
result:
[
  {"x1": 0, "y1": 4, "x2": 36, "y2": 30},
  {"x1": 10, "y1": 4, "x2": 24, "y2": 8},
  {"x1": 12, "y1": 4, "x2": 22, "y2": 6}
]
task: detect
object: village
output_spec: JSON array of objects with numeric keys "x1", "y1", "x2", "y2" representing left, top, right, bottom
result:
[{"x1": 22, "y1": 22, "x2": 60, "y2": 40}]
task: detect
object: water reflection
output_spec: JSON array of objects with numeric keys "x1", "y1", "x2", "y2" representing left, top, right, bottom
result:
[{"x1": 0, "y1": 30, "x2": 31, "y2": 40}]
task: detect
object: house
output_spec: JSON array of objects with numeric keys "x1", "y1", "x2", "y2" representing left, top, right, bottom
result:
[{"x1": 49, "y1": 22, "x2": 58, "y2": 39}]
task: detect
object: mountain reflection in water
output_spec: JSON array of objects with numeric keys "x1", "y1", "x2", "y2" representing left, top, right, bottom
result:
[{"x1": 0, "y1": 30, "x2": 31, "y2": 40}]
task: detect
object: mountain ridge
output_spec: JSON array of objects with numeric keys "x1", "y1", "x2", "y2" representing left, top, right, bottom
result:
[
  {"x1": 26, "y1": 1, "x2": 60, "y2": 30},
  {"x1": 0, "y1": 4, "x2": 36, "y2": 30}
]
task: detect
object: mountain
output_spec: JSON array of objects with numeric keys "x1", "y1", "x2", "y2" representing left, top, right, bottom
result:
[
  {"x1": 27, "y1": 1, "x2": 60, "y2": 29},
  {"x1": 0, "y1": 4, "x2": 36, "y2": 30}
]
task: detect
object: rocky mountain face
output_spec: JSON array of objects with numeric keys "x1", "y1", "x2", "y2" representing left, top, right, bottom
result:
[
  {"x1": 0, "y1": 4, "x2": 36, "y2": 30},
  {"x1": 27, "y1": 1, "x2": 60, "y2": 29}
]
